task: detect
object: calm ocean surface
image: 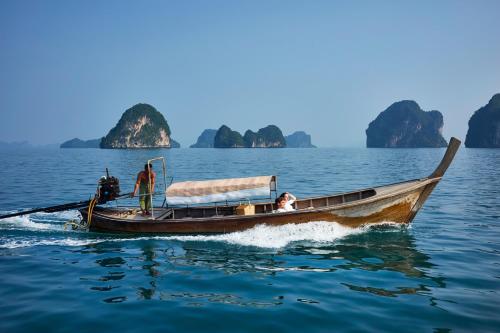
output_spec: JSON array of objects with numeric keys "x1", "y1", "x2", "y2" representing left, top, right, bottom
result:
[{"x1": 0, "y1": 147, "x2": 498, "y2": 332}]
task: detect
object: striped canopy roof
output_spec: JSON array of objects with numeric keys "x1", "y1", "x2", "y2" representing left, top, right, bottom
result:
[{"x1": 166, "y1": 175, "x2": 277, "y2": 205}]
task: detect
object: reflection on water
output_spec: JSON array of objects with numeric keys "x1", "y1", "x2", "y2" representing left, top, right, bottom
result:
[
  {"x1": 80, "y1": 228, "x2": 445, "y2": 307},
  {"x1": 313, "y1": 229, "x2": 436, "y2": 278},
  {"x1": 98, "y1": 272, "x2": 125, "y2": 282},
  {"x1": 137, "y1": 244, "x2": 161, "y2": 300},
  {"x1": 96, "y1": 257, "x2": 126, "y2": 267},
  {"x1": 103, "y1": 296, "x2": 127, "y2": 304},
  {"x1": 158, "y1": 292, "x2": 284, "y2": 308}
]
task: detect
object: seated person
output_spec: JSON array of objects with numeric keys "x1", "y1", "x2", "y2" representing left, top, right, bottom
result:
[
  {"x1": 279, "y1": 192, "x2": 296, "y2": 211},
  {"x1": 274, "y1": 197, "x2": 288, "y2": 213},
  {"x1": 274, "y1": 194, "x2": 296, "y2": 213}
]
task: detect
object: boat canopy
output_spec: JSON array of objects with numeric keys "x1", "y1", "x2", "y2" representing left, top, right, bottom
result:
[{"x1": 166, "y1": 175, "x2": 277, "y2": 205}]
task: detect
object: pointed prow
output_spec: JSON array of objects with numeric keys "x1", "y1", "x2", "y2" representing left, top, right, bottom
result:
[{"x1": 429, "y1": 137, "x2": 461, "y2": 179}]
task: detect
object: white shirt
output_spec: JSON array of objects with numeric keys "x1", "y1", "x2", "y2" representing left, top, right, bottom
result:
[
  {"x1": 284, "y1": 194, "x2": 296, "y2": 211},
  {"x1": 273, "y1": 193, "x2": 297, "y2": 213}
]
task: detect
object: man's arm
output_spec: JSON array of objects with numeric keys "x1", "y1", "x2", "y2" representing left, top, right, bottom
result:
[{"x1": 132, "y1": 172, "x2": 142, "y2": 197}]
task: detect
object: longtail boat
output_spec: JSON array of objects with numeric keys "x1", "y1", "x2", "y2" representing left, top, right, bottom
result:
[{"x1": 80, "y1": 137, "x2": 461, "y2": 234}]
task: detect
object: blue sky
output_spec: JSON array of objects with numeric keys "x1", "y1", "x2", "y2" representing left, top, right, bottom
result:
[{"x1": 1, "y1": 0, "x2": 499, "y2": 147}]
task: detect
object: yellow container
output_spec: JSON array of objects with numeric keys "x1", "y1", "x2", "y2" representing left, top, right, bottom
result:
[{"x1": 235, "y1": 203, "x2": 255, "y2": 215}]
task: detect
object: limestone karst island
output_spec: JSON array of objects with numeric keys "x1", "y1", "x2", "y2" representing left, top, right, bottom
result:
[
  {"x1": 366, "y1": 100, "x2": 448, "y2": 148},
  {"x1": 100, "y1": 104, "x2": 174, "y2": 149},
  {"x1": 60, "y1": 104, "x2": 316, "y2": 149},
  {"x1": 465, "y1": 93, "x2": 500, "y2": 148},
  {"x1": 190, "y1": 129, "x2": 218, "y2": 148},
  {"x1": 58, "y1": 95, "x2": 500, "y2": 150},
  {"x1": 190, "y1": 126, "x2": 316, "y2": 148},
  {"x1": 60, "y1": 104, "x2": 180, "y2": 149},
  {"x1": 214, "y1": 125, "x2": 286, "y2": 148}
]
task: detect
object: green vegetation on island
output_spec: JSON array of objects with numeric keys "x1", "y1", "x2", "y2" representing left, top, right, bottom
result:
[
  {"x1": 214, "y1": 125, "x2": 286, "y2": 148},
  {"x1": 214, "y1": 125, "x2": 245, "y2": 148},
  {"x1": 195, "y1": 126, "x2": 314, "y2": 148},
  {"x1": 465, "y1": 93, "x2": 500, "y2": 148},
  {"x1": 366, "y1": 100, "x2": 447, "y2": 148},
  {"x1": 243, "y1": 125, "x2": 286, "y2": 148},
  {"x1": 100, "y1": 103, "x2": 173, "y2": 149}
]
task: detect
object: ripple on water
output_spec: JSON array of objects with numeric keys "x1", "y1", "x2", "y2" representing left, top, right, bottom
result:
[{"x1": 0, "y1": 148, "x2": 499, "y2": 332}]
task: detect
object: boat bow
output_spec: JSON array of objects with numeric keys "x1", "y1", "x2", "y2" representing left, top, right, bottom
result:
[{"x1": 429, "y1": 137, "x2": 461, "y2": 179}]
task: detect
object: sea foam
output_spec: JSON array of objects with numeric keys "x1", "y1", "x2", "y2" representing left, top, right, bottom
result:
[
  {"x1": 0, "y1": 210, "x2": 82, "y2": 232},
  {"x1": 0, "y1": 215, "x2": 55, "y2": 231}
]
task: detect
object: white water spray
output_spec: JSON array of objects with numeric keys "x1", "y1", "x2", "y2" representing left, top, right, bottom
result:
[{"x1": 0, "y1": 219, "x2": 403, "y2": 249}]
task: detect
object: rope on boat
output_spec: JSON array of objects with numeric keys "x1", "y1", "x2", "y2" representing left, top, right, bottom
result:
[
  {"x1": 66, "y1": 191, "x2": 132, "y2": 231},
  {"x1": 63, "y1": 220, "x2": 83, "y2": 231},
  {"x1": 62, "y1": 196, "x2": 99, "y2": 231},
  {"x1": 86, "y1": 197, "x2": 98, "y2": 228}
]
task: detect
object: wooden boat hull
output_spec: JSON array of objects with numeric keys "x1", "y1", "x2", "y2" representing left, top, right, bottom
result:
[{"x1": 81, "y1": 138, "x2": 460, "y2": 234}]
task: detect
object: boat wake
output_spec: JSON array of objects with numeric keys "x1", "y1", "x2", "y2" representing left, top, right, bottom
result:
[
  {"x1": 0, "y1": 211, "x2": 404, "y2": 249},
  {"x1": 0, "y1": 210, "x2": 81, "y2": 232},
  {"x1": 1, "y1": 215, "x2": 55, "y2": 231},
  {"x1": 164, "y1": 222, "x2": 390, "y2": 248}
]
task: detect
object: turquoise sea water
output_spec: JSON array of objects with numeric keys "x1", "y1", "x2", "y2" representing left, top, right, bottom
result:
[{"x1": 0, "y1": 147, "x2": 499, "y2": 332}]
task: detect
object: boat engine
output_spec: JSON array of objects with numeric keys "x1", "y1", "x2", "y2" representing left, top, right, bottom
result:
[{"x1": 97, "y1": 168, "x2": 120, "y2": 204}]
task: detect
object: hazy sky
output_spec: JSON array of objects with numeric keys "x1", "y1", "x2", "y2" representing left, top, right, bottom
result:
[{"x1": 1, "y1": 0, "x2": 499, "y2": 147}]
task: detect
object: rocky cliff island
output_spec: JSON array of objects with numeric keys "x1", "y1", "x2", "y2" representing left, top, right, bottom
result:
[
  {"x1": 100, "y1": 104, "x2": 173, "y2": 149},
  {"x1": 366, "y1": 100, "x2": 447, "y2": 148},
  {"x1": 465, "y1": 93, "x2": 500, "y2": 148}
]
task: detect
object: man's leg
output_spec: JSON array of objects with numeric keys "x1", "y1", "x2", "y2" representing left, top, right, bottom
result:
[
  {"x1": 139, "y1": 184, "x2": 147, "y2": 214},
  {"x1": 144, "y1": 194, "x2": 151, "y2": 214},
  {"x1": 139, "y1": 196, "x2": 146, "y2": 213}
]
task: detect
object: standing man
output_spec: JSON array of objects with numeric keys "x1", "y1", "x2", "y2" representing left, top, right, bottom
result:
[{"x1": 132, "y1": 163, "x2": 156, "y2": 215}]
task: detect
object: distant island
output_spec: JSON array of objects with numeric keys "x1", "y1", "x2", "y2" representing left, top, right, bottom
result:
[
  {"x1": 60, "y1": 104, "x2": 181, "y2": 149},
  {"x1": 214, "y1": 125, "x2": 246, "y2": 148},
  {"x1": 100, "y1": 103, "x2": 172, "y2": 149},
  {"x1": 192, "y1": 127, "x2": 315, "y2": 148},
  {"x1": 285, "y1": 131, "x2": 316, "y2": 148},
  {"x1": 190, "y1": 129, "x2": 217, "y2": 148},
  {"x1": 243, "y1": 125, "x2": 286, "y2": 148},
  {"x1": 0, "y1": 141, "x2": 58, "y2": 150},
  {"x1": 213, "y1": 125, "x2": 286, "y2": 148},
  {"x1": 0, "y1": 141, "x2": 32, "y2": 150},
  {"x1": 465, "y1": 93, "x2": 500, "y2": 148},
  {"x1": 170, "y1": 139, "x2": 181, "y2": 148},
  {"x1": 60, "y1": 138, "x2": 100, "y2": 148},
  {"x1": 366, "y1": 100, "x2": 448, "y2": 148}
]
